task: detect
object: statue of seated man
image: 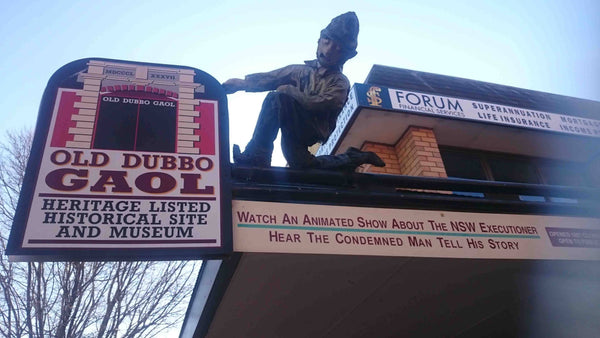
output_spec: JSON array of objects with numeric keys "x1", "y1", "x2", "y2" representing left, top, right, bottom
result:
[{"x1": 222, "y1": 12, "x2": 385, "y2": 172}]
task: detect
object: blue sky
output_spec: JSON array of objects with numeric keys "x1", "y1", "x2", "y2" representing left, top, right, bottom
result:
[{"x1": 1, "y1": 0, "x2": 598, "y2": 165}]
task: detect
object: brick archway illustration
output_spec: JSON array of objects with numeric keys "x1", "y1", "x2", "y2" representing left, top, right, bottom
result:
[{"x1": 49, "y1": 60, "x2": 216, "y2": 155}]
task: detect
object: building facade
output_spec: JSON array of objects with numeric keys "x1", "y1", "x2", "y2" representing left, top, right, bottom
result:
[{"x1": 319, "y1": 65, "x2": 599, "y2": 192}]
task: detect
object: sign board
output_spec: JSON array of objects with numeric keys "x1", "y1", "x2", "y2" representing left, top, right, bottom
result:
[
  {"x1": 233, "y1": 200, "x2": 600, "y2": 260},
  {"x1": 318, "y1": 83, "x2": 600, "y2": 155},
  {"x1": 7, "y1": 58, "x2": 232, "y2": 261}
]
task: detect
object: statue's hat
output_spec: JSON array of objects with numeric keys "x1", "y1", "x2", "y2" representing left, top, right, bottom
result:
[{"x1": 321, "y1": 12, "x2": 359, "y2": 59}]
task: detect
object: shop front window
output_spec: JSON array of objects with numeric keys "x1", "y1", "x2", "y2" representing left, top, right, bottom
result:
[
  {"x1": 487, "y1": 156, "x2": 540, "y2": 184},
  {"x1": 439, "y1": 149, "x2": 486, "y2": 197},
  {"x1": 440, "y1": 147, "x2": 586, "y2": 202}
]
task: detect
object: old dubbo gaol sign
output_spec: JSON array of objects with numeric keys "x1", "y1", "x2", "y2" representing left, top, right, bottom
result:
[{"x1": 7, "y1": 58, "x2": 232, "y2": 261}]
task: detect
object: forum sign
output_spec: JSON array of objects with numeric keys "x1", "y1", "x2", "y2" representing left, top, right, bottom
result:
[{"x1": 7, "y1": 58, "x2": 232, "y2": 261}]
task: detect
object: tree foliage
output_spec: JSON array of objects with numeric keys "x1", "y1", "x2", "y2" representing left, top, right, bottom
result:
[{"x1": 0, "y1": 129, "x2": 200, "y2": 337}]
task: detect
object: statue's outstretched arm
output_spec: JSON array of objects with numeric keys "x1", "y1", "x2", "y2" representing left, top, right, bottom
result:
[{"x1": 222, "y1": 78, "x2": 247, "y2": 94}]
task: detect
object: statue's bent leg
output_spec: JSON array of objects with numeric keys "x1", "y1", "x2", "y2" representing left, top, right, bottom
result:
[
  {"x1": 281, "y1": 132, "x2": 316, "y2": 169},
  {"x1": 278, "y1": 94, "x2": 322, "y2": 169},
  {"x1": 235, "y1": 92, "x2": 285, "y2": 167}
]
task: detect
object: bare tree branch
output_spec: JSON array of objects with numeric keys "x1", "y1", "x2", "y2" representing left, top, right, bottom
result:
[{"x1": 0, "y1": 129, "x2": 201, "y2": 337}]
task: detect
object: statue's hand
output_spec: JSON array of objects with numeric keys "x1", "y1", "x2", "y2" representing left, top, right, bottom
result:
[
  {"x1": 277, "y1": 84, "x2": 304, "y2": 103},
  {"x1": 222, "y1": 78, "x2": 246, "y2": 94},
  {"x1": 276, "y1": 84, "x2": 298, "y2": 96}
]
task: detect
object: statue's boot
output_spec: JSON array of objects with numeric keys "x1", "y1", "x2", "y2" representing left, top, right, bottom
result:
[
  {"x1": 344, "y1": 147, "x2": 386, "y2": 170},
  {"x1": 233, "y1": 144, "x2": 271, "y2": 167}
]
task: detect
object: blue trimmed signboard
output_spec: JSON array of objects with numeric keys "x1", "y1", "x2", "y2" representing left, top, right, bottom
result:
[
  {"x1": 318, "y1": 83, "x2": 600, "y2": 156},
  {"x1": 356, "y1": 83, "x2": 600, "y2": 136}
]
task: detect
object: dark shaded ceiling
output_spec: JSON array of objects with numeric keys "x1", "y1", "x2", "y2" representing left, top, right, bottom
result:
[{"x1": 199, "y1": 253, "x2": 599, "y2": 338}]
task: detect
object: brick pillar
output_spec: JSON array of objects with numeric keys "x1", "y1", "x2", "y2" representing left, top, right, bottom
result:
[
  {"x1": 177, "y1": 85, "x2": 202, "y2": 155},
  {"x1": 67, "y1": 62, "x2": 105, "y2": 149},
  {"x1": 394, "y1": 127, "x2": 447, "y2": 178},
  {"x1": 177, "y1": 69, "x2": 205, "y2": 154}
]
